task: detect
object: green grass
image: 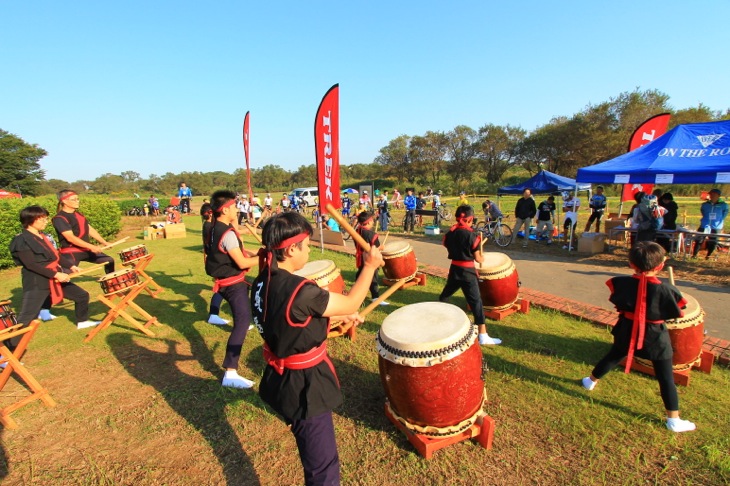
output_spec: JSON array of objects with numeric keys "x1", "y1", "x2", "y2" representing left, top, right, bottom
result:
[{"x1": 0, "y1": 216, "x2": 728, "y2": 485}]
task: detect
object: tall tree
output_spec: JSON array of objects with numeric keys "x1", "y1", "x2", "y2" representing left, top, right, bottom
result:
[
  {"x1": 374, "y1": 135, "x2": 412, "y2": 183},
  {"x1": 474, "y1": 124, "x2": 526, "y2": 183},
  {"x1": 409, "y1": 131, "x2": 447, "y2": 187},
  {"x1": 0, "y1": 129, "x2": 47, "y2": 196},
  {"x1": 444, "y1": 125, "x2": 477, "y2": 188}
]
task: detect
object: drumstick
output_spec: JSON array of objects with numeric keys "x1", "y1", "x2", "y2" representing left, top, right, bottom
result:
[
  {"x1": 381, "y1": 231, "x2": 390, "y2": 246},
  {"x1": 326, "y1": 204, "x2": 371, "y2": 252},
  {"x1": 335, "y1": 278, "x2": 408, "y2": 335},
  {"x1": 243, "y1": 223, "x2": 263, "y2": 244},
  {"x1": 98, "y1": 237, "x2": 130, "y2": 251},
  {"x1": 668, "y1": 265, "x2": 675, "y2": 286},
  {"x1": 68, "y1": 263, "x2": 108, "y2": 279}
]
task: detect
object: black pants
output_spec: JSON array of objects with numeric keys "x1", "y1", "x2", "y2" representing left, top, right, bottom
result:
[
  {"x1": 65, "y1": 251, "x2": 115, "y2": 274},
  {"x1": 439, "y1": 266, "x2": 485, "y2": 325},
  {"x1": 180, "y1": 198, "x2": 191, "y2": 213},
  {"x1": 209, "y1": 292, "x2": 224, "y2": 316},
  {"x1": 219, "y1": 282, "x2": 251, "y2": 369},
  {"x1": 693, "y1": 227, "x2": 721, "y2": 257},
  {"x1": 10, "y1": 285, "x2": 90, "y2": 350},
  {"x1": 290, "y1": 411, "x2": 340, "y2": 486},
  {"x1": 586, "y1": 210, "x2": 604, "y2": 232},
  {"x1": 355, "y1": 267, "x2": 380, "y2": 299},
  {"x1": 591, "y1": 345, "x2": 679, "y2": 411},
  {"x1": 403, "y1": 210, "x2": 416, "y2": 232}
]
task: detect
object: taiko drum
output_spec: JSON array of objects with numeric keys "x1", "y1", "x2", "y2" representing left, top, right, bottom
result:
[
  {"x1": 635, "y1": 293, "x2": 705, "y2": 372},
  {"x1": 293, "y1": 259, "x2": 345, "y2": 294},
  {"x1": 99, "y1": 269, "x2": 140, "y2": 295},
  {"x1": 381, "y1": 241, "x2": 418, "y2": 281},
  {"x1": 119, "y1": 244, "x2": 149, "y2": 265},
  {"x1": 475, "y1": 252, "x2": 519, "y2": 310},
  {"x1": 0, "y1": 300, "x2": 18, "y2": 330},
  {"x1": 377, "y1": 302, "x2": 485, "y2": 437}
]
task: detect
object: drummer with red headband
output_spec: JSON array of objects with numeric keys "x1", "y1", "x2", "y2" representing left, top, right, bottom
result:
[
  {"x1": 204, "y1": 190, "x2": 260, "y2": 389},
  {"x1": 439, "y1": 205, "x2": 502, "y2": 346},
  {"x1": 251, "y1": 211, "x2": 383, "y2": 485},
  {"x1": 581, "y1": 241, "x2": 695, "y2": 433},
  {"x1": 355, "y1": 211, "x2": 387, "y2": 305}
]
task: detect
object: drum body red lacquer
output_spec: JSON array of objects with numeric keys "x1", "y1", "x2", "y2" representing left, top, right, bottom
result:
[
  {"x1": 119, "y1": 244, "x2": 149, "y2": 265},
  {"x1": 636, "y1": 293, "x2": 705, "y2": 372},
  {"x1": 293, "y1": 260, "x2": 345, "y2": 294},
  {"x1": 381, "y1": 241, "x2": 417, "y2": 281},
  {"x1": 99, "y1": 269, "x2": 140, "y2": 295},
  {"x1": 0, "y1": 300, "x2": 18, "y2": 330},
  {"x1": 377, "y1": 302, "x2": 485, "y2": 436},
  {"x1": 475, "y1": 252, "x2": 519, "y2": 310}
]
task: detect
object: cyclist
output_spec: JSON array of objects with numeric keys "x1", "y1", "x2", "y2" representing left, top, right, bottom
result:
[{"x1": 482, "y1": 198, "x2": 503, "y2": 222}]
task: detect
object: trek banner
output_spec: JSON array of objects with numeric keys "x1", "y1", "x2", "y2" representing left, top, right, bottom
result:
[
  {"x1": 621, "y1": 114, "x2": 671, "y2": 201},
  {"x1": 243, "y1": 111, "x2": 253, "y2": 201},
  {"x1": 314, "y1": 84, "x2": 341, "y2": 211}
]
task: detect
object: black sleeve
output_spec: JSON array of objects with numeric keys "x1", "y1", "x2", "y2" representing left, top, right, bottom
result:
[
  {"x1": 52, "y1": 215, "x2": 73, "y2": 234},
  {"x1": 13, "y1": 249, "x2": 56, "y2": 279},
  {"x1": 290, "y1": 282, "x2": 330, "y2": 323}
]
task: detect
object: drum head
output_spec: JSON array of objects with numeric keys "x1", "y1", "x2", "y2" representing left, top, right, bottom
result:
[
  {"x1": 382, "y1": 241, "x2": 411, "y2": 256},
  {"x1": 377, "y1": 302, "x2": 475, "y2": 367},
  {"x1": 476, "y1": 252, "x2": 513, "y2": 273},
  {"x1": 293, "y1": 259, "x2": 335, "y2": 278},
  {"x1": 667, "y1": 293, "x2": 702, "y2": 328}
]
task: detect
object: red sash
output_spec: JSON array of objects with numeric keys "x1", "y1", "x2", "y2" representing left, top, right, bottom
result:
[
  {"x1": 263, "y1": 341, "x2": 339, "y2": 386},
  {"x1": 38, "y1": 234, "x2": 64, "y2": 305},
  {"x1": 212, "y1": 270, "x2": 249, "y2": 294},
  {"x1": 451, "y1": 260, "x2": 475, "y2": 268}
]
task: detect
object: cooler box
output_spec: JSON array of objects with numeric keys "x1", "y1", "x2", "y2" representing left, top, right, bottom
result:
[
  {"x1": 164, "y1": 223, "x2": 187, "y2": 239},
  {"x1": 424, "y1": 225, "x2": 440, "y2": 235},
  {"x1": 578, "y1": 232, "x2": 607, "y2": 254}
]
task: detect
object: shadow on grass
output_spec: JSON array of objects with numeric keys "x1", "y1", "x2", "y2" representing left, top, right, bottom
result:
[{"x1": 107, "y1": 333, "x2": 262, "y2": 486}]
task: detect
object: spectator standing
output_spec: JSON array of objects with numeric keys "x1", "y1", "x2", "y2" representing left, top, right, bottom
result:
[
  {"x1": 391, "y1": 188, "x2": 402, "y2": 209},
  {"x1": 692, "y1": 188, "x2": 729, "y2": 259},
  {"x1": 416, "y1": 192, "x2": 426, "y2": 226},
  {"x1": 359, "y1": 190, "x2": 371, "y2": 210},
  {"x1": 403, "y1": 189, "x2": 417, "y2": 234},
  {"x1": 457, "y1": 191, "x2": 469, "y2": 207},
  {"x1": 279, "y1": 193, "x2": 291, "y2": 213},
  {"x1": 585, "y1": 185, "x2": 608, "y2": 233},
  {"x1": 563, "y1": 192, "x2": 581, "y2": 249},
  {"x1": 148, "y1": 194, "x2": 160, "y2": 216},
  {"x1": 340, "y1": 192, "x2": 352, "y2": 218},
  {"x1": 535, "y1": 196, "x2": 556, "y2": 245},
  {"x1": 178, "y1": 183, "x2": 193, "y2": 214},
  {"x1": 376, "y1": 193, "x2": 389, "y2": 232},
  {"x1": 511, "y1": 189, "x2": 536, "y2": 248}
]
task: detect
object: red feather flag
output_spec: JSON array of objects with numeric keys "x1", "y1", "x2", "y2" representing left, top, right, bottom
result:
[
  {"x1": 314, "y1": 84, "x2": 341, "y2": 212},
  {"x1": 621, "y1": 113, "x2": 671, "y2": 201},
  {"x1": 243, "y1": 111, "x2": 253, "y2": 201}
]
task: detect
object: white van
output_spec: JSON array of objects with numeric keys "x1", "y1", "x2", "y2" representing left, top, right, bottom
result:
[{"x1": 289, "y1": 187, "x2": 319, "y2": 207}]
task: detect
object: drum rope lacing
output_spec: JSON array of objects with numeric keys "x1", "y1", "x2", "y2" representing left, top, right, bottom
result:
[
  {"x1": 478, "y1": 263, "x2": 515, "y2": 278},
  {"x1": 385, "y1": 389, "x2": 487, "y2": 437},
  {"x1": 377, "y1": 326, "x2": 476, "y2": 360}
]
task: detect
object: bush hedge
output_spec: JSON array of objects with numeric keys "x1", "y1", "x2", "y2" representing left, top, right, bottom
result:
[{"x1": 0, "y1": 196, "x2": 121, "y2": 270}]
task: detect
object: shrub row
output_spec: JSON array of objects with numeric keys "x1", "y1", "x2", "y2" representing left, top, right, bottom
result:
[{"x1": 0, "y1": 196, "x2": 121, "y2": 270}]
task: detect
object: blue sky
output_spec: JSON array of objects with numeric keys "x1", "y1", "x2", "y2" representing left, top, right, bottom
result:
[{"x1": 3, "y1": 1, "x2": 728, "y2": 182}]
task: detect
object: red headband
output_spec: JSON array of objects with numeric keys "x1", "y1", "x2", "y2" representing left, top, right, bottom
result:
[
  {"x1": 220, "y1": 199, "x2": 236, "y2": 210},
  {"x1": 60, "y1": 192, "x2": 78, "y2": 202},
  {"x1": 275, "y1": 232, "x2": 308, "y2": 250}
]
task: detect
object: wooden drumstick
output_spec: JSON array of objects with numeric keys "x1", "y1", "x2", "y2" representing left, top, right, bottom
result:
[
  {"x1": 68, "y1": 263, "x2": 108, "y2": 279},
  {"x1": 381, "y1": 231, "x2": 390, "y2": 246},
  {"x1": 335, "y1": 278, "x2": 407, "y2": 335},
  {"x1": 326, "y1": 204, "x2": 371, "y2": 252},
  {"x1": 668, "y1": 265, "x2": 675, "y2": 286},
  {"x1": 98, "y1": 236, "x2": 130, "y2": 251},
  {"x1": 243, "y1": 223, "x2": 263, "y2": 244}
]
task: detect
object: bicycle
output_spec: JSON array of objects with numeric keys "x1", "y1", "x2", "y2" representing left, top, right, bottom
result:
[
  {"x1": 475, "y1": 218, "x2": 512, "y2": 247},
  {"x1": 436, "y1": 204, "x2": 452, "y2": 221},
  {"x1": 341, "y1": 214, "x2": 359, "y2": 240}
]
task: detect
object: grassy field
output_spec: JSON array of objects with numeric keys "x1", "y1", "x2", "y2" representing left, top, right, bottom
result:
[{"x1": 0, "y1": 216, "x2": 728, "y2": 485}]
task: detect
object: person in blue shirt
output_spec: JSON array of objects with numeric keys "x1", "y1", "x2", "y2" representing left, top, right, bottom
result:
[
  {"x1": 323, "y1": 214, "x2": 340, "y2": 232},
  {"x1": 177, "y1": 182, "x2": 193, "y2": 214},
  {"x1": 585, "y1": 185, "x2": 608, "y2": 233},
  {"x1": 692, "y1": 188, "x2": 729, "y2": 259},
  {"x1": 402, "y1": 188, "x2": 417, "y2": 234},
  {"x1": 340, "y1": 192, "x2": 352, "y2": 217}
]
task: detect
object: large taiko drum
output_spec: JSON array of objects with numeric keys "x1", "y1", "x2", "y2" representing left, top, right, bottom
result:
[
  {"x1": 99, "y1": 269, "x2": 140, "y2": 295},
  {"x1": 475, "y1": 252, "x2": 520, "y2": 310},
  {"x1": 0, "y1": 300, "x2": 18, "y2": 330},
  {"x1": 119, "y1": 244, "x2": 149, "y2": 265},
  {"x1": 293, "y1": 260, "x2": 345, "y2": 294},
  {"x1": 381, "y1": 241, "x2": 418, "y2": 281},
  {"x1": 636, "y1": 293, "x2": 705, "y2": 372},
  {"x1": 377, "y1": 302, "x2": 486, "y2": 437}
]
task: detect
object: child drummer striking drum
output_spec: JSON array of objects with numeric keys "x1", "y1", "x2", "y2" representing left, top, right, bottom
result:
[
  {"x1": 356, "y1": 211, "x2": 387, "y2": 305},
  {"x1": 251, "y1": 212, "x2": 383, "y2": 485},
  {"x1": 581, "y1": 242, "x2": 696, "y2": 433},
  {"x1": 439, "y1": 205, "x2": 501, "y2": 346}
]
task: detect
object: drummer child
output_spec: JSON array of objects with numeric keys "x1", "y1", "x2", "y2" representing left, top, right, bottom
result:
[
  {"x1": 439, "y1": 205, "x2": 501, "y2": 346},
  {"x1": 581, "y1": 241, "x2": 695, "y2": 433},
  {"x1": 201, "y1": 203, "x2": 228, "y2": 326},
  {"x1": 250, "y1": 211, "x2": 383, "y2": 485},
  {"x1": 9, "y1": 205, "x2": 100, "y2": 353},
  {"x1": 204, "y1": 190, "x2": 260, "y2": 389},
  {"x1": 356, "y1": 211, "x2": 387, "y2": 305}
]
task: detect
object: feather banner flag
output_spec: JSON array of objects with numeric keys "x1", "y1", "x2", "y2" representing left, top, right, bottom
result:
[
  {"x1": 314, "y1": 84, "x2": 341, "y2": 212},
  {"x1": 243, "y1": 111, "x2": 253, "y2": 201},
  {"x1": 621, "y1": 113, "x2": 671, "y2": 201}
]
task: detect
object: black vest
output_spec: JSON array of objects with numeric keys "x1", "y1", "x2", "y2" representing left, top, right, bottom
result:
[{"x1": 204, "y1": 221, "x2": 243, "y2": 279}]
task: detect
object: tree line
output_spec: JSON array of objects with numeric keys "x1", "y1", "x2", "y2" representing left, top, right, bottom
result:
[{"x1": 2, "y1": 89, "x2": 728, "y2": 198}]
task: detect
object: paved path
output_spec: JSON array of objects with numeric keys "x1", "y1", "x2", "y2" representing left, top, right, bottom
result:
[{"x1": 398, "y1": 235, "x2": 730, "y2": 341}]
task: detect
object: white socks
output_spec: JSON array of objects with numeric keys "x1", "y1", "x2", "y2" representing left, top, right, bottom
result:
[
  {"x1": 39, "y1": 309, "x2": 57, "y2": 321},
  {"x1": 581, "y1": 377, "x2": 596, "y2": 390},
  {"x1": 478, "y1": 333, "x2": 502, "y2": 345},
  {"x1": 666, "y1": 417, "x2": 696, "y2": 433},
  {"x1": 207, "y1": 314, "x2": 229, "y2": 325},
  {"x1": 77, "y1": 320, "x2": 101, "y2": 329},
  {"x1": 222, "y1": 370, "x2": 254, "y2": 389}
]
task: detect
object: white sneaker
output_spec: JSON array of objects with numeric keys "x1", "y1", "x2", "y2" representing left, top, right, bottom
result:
[
  {"x1": 581, "y1": 377, "x2": 596, "y2": 391},
  {"x1": 666, "y1": 417, "x2": 696, "y2": 433},
  {"x1": 77, "y1": 320, "x2": 101, "y2": 329},
  {"x1": 478, "y1": 333, "x2": 501, "y2": 345},
  {"x1": 207, "y1": 314, "x2": 229, "y2": 325},
  {"x1": 371, "y1": 298, "x2": 389, "y2": 306},
  {"x1": 39, "y1": 309, "x2": 57, "y2": 321},
  {"x1": 222, "y1": 373, "x2": 255, "y2": 389}
]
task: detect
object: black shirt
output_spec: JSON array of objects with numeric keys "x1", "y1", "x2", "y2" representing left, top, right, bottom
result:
[{"x1": 537, "y1": 201, "x2": 556, "y2": 221}]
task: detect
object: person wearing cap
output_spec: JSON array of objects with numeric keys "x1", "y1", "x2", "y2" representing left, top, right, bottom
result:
[
  {"x1": 237, "y1": 195, "x2": 249, "y2": 225},
  {"x1": 279, "y1": 193, "x2": 291, "y2": 213},
  {"x1": 585, "y1": 185, "x2": 608, "y2": 233},
  {"x1": 457, "y1": 191, "x2": 469, "y2": 207},
  {"x1": 432, "y1": 190, "x2": 442, "y2": 209},
  {"x1": 340, "y1": 191, "x2": 352, "y2": 218},
  {"x1": 391, "y1": 188, "x2": 402, "y2": 209},
  {"x1": 692, "y1": 188, "x2": 729, "y2": 259},
  {"x1": 359, "y1": 190, "x2": 371, "y2": 210},
  {"x1": 263, "y1": 193, "x2": 273, "y2": 218}
]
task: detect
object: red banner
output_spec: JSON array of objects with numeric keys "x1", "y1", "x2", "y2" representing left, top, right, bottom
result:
[
  {"x1": 243, "y1": 111, "x2": 253, "y2": 201},
  {"x1": 620, "y1": 113, "x2": 670, "y2": 201},
  {"x1": 314, "y1": 84, "x2": 341, "y2": 211}
]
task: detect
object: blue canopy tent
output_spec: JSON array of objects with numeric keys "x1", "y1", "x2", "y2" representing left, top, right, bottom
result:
[
  {"x1": 498, "y1": 170, "x2": 592, "y2": 195},
  {"x1": 577, "y1": 120, "x2": 730, "y2": 185}
]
